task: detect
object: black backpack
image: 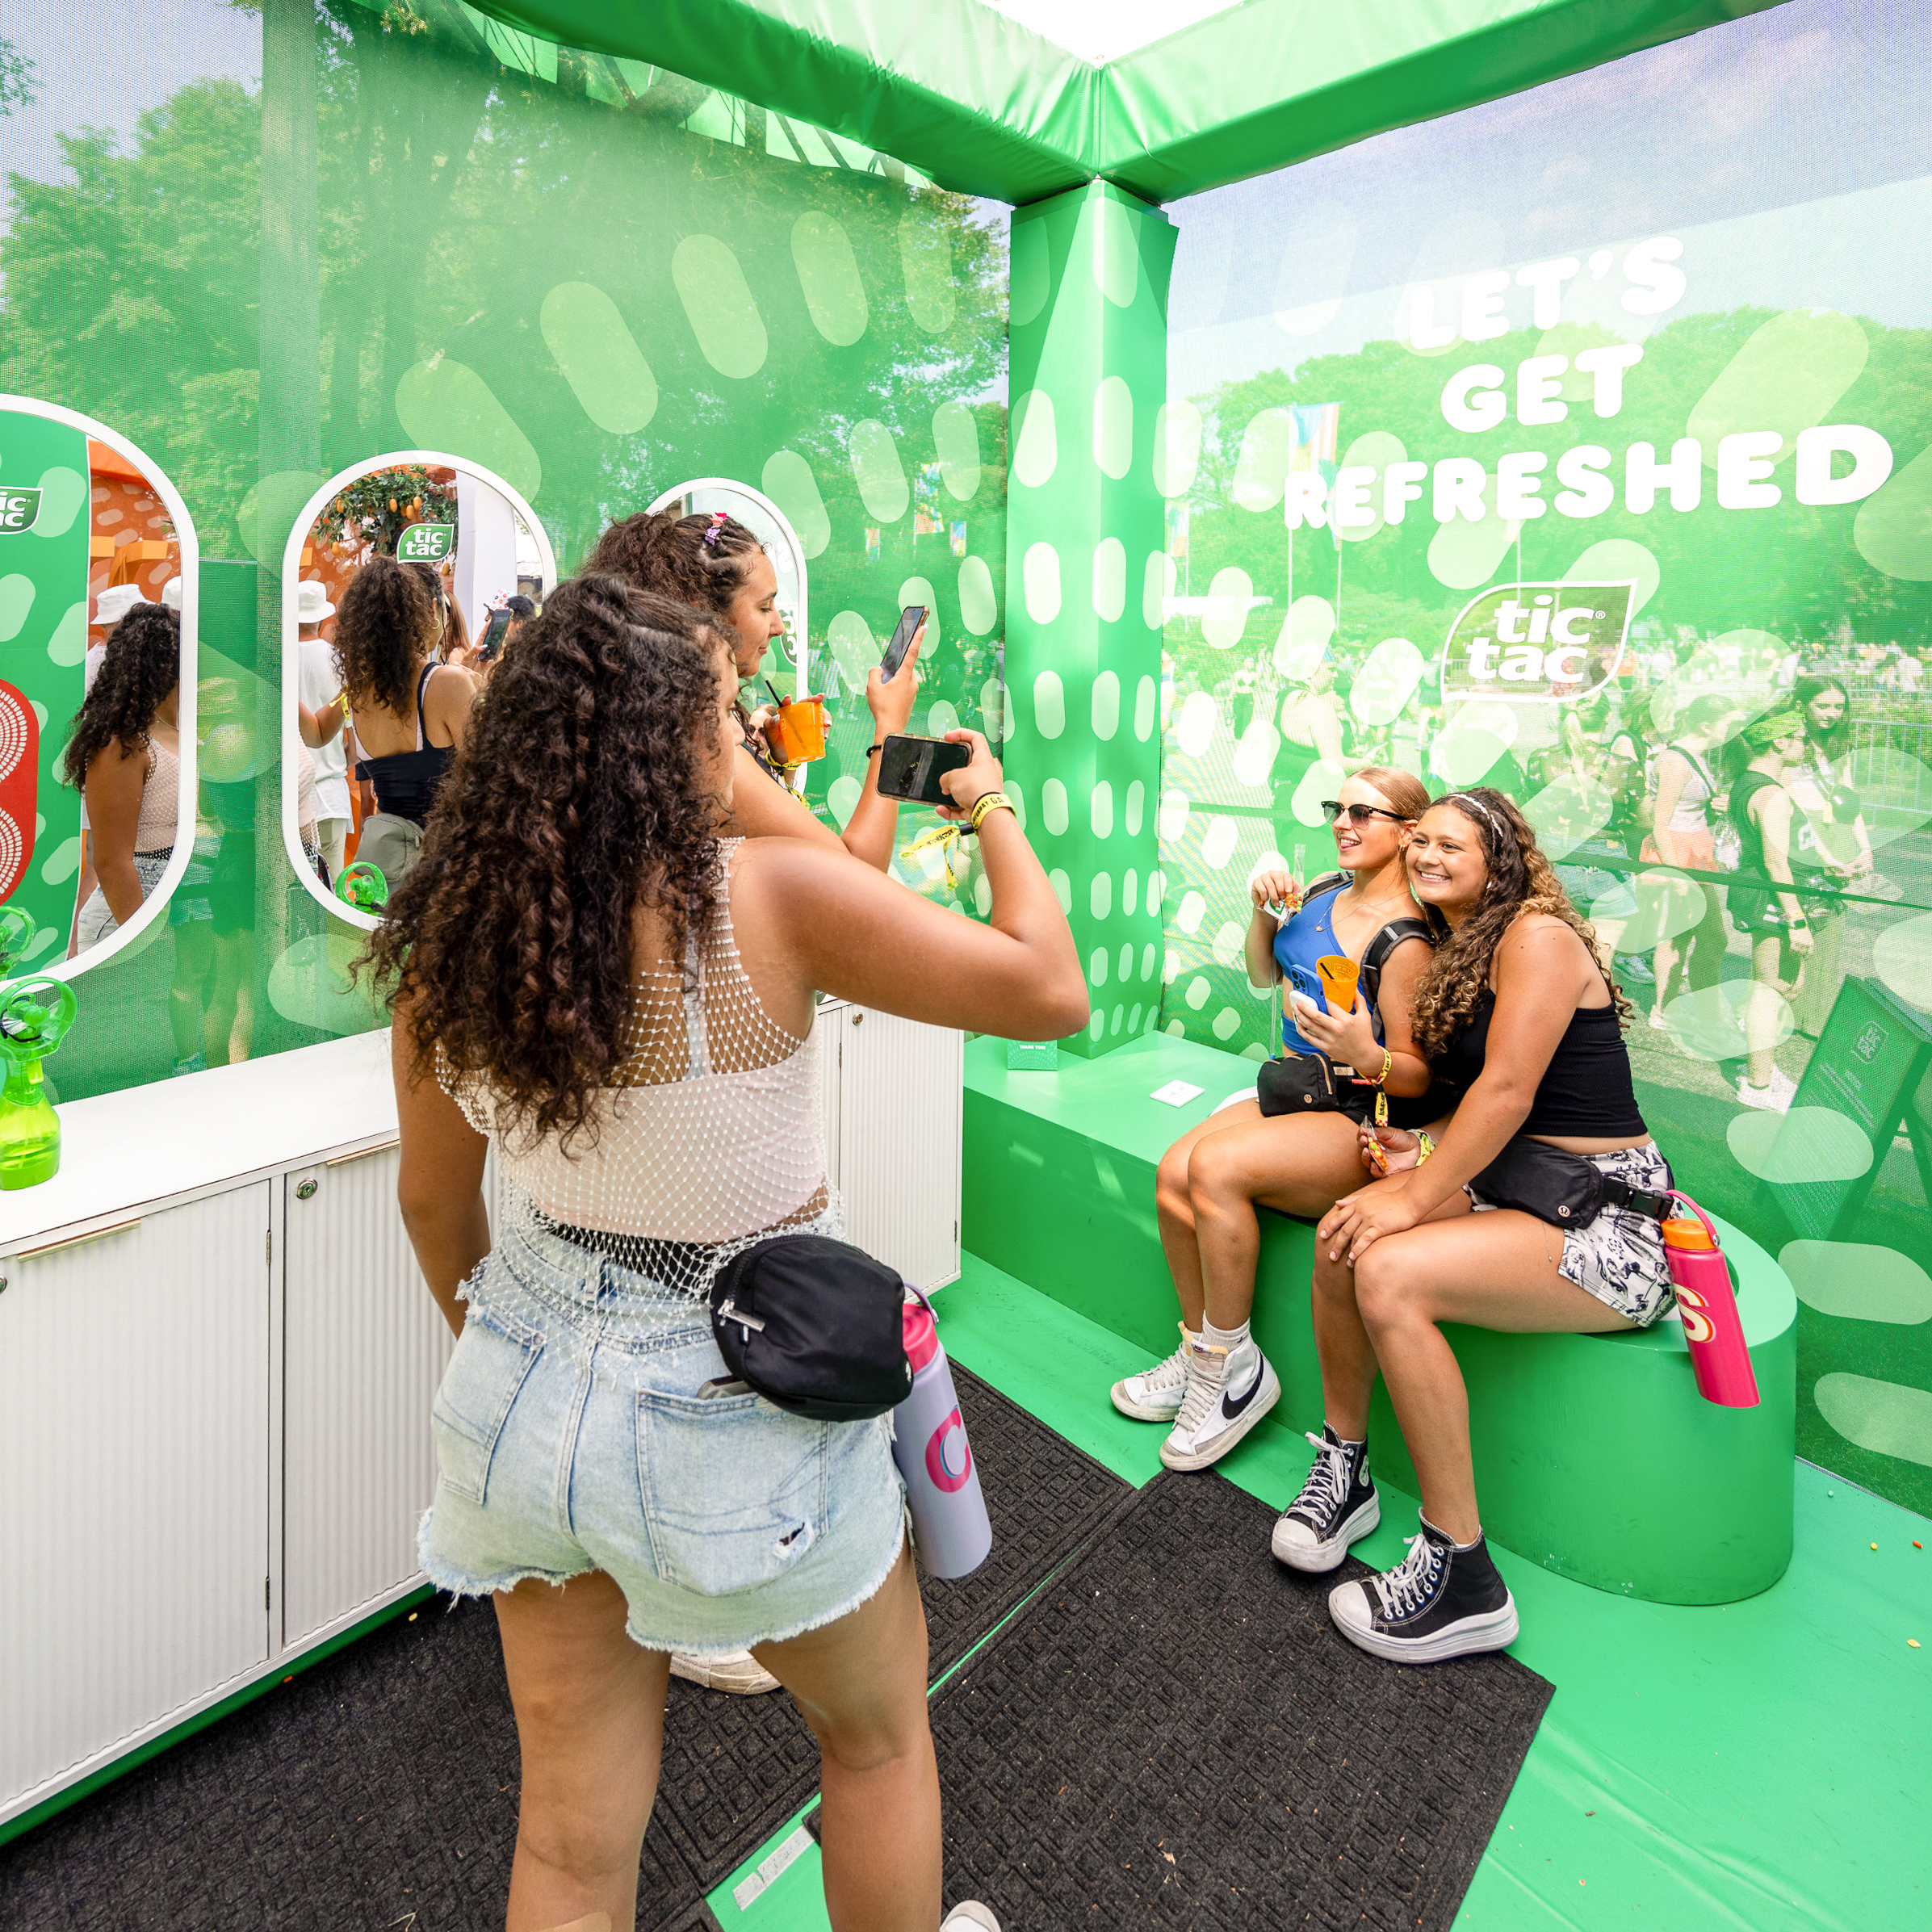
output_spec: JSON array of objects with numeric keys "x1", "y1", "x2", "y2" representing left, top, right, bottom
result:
[{"x1": 1298, "y1": 873, "x2": 1438, "y2": 1012}]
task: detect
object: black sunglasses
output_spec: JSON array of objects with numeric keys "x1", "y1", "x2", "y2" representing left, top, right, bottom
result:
[{"x1": 1322, "y1": 801, "x2": 1408, "y2": 825}]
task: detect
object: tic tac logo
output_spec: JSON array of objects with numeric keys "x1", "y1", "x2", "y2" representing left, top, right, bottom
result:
[
  {"x1": 0, "y1": 488, "x2": 44, "y2": 536},
  {"x1": 924, "y1": 1408, "x2": 974, "y2": 1494},
  {"x1": 1854, "y1": 1023, "x2": 1887, "y2": 1065},
  {"x1": 1440, "y1": 580, "x2": 1637, "y2": 701},
  {"x1": 396, "y1": 522, "x2": 454, "y2": 562}
]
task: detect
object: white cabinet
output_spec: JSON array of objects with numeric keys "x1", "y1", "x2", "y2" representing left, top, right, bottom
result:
[
  {"x1": 819, "y1": 1001, "x2": 962, "y2": 1293},
  {"x1": 0, "y1": 1185, "x2": 273, "y2": 1813},
  {"x1": 281, "y1": 1143, "x2": 454, "y2": 1652}
]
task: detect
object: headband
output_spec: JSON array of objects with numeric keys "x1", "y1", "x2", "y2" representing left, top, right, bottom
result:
[
  {"x1": 1444, "y1": 791, "x2": 1507, "y2": 839},
  {"x1": 1741, "y1": 706, "x2": 1804, "y2": 750}
]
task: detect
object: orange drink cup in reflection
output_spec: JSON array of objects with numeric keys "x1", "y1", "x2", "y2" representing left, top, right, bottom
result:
[
  {"x1": 770, "y1": 694, "x2": 828, "y2": 763},
  {"x1": 1317, "y1": 953, "x2": 1360, "y2": 1015}
]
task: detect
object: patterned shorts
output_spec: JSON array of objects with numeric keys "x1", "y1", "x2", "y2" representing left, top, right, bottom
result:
[{"x1": 1469, "y1": 1142, "x2": 1675, "y2": 1326}]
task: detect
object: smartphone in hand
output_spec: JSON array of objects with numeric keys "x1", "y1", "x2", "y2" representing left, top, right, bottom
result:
[
  {"x1": 874, "y1": 733, "x2": 971, "y2": 805},
  {"x1": 476, "y1": 606, "x2": 513, "y2": 664},
  {"x1": 880, "y1": 605, "x2": 926, "y2": 681}
]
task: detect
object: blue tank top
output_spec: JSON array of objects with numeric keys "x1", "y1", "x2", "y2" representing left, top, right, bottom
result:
[{"x1": 1272, "y1": 885, "x2": 1350, "y2": 1055}]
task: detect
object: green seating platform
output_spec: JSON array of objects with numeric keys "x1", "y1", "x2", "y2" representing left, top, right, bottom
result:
[{"x1": 963, "y1": 1033, "x2": 1796, "y2": 1606}]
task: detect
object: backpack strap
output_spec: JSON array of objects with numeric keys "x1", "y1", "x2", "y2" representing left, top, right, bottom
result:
[
  {"x1": 1301, "y1": 870, "x2": 1347, "y2": 905},
  {"x1": 1359, "y1": 917, "x2": 1435, "y2": 1013}
]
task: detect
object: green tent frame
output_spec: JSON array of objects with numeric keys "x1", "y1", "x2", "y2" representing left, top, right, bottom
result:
[{"x1": 464, "y1": 0, "x2": 1788, "y2": 204}]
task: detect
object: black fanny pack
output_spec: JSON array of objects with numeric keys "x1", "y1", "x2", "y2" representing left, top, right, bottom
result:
[
  {"x1": 710, "y1": 1234, "x2": 912, "y2": 1421},
  {"x1": 1256, "y1": 1050, "x2": 1380, "y2": 1123},
  {"x1": 1470, "y1": 1138, "x2": 1673, "y2": 1229}
]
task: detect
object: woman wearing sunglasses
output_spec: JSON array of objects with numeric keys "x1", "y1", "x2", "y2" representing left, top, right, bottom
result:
[{"x1": 1113, "y1": 767, "x2": 1442, "y2": 1473}]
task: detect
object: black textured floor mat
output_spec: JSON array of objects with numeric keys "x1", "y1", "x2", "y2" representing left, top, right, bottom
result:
[
  {"x1": 652, "y1": 1363, "x2": 1133, "y2": 1889},
  {"x1": 0, "y1": 1593, "x2": 718, "y2": 1932},
  {"x1": 925, "y1": 1469, "x2": 1553, "y2": 1931},
  {"x1": 0, "y1": 1364, "x2": 1126, "y2": 1930}
]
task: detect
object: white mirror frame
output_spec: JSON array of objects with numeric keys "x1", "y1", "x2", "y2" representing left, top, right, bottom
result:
[
  {"x1": 280, "y1": 451, "x2": 557, "y2": 932},
  {"x1": 644, "y1": 479, "x2": 811, "y2": 695},
  {"x1": 0, "y1": 394, "x2": 200, "y2": 982}
]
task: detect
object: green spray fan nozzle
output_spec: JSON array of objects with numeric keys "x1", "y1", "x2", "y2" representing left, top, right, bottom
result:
[
  {"x1": 0, "y1": 906, "x2": 37, "y2": 978},
  {"x1": 0, "y1": 974, "x2": 76, "y2": 1191},
  {"x1": 336, "y1": 861, "x2": 390, "y2": 912}
]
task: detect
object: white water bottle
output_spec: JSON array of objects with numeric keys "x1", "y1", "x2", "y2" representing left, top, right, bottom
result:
[{"x1": 892, "y1": 1292, "x2": 992, "y2": 1579}]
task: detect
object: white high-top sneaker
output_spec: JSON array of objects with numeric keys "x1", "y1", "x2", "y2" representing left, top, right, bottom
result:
[
  {"x1": 1159, "y1": 1332, "x2": 1280, "y2": 1470},
  {"x1": 1110, "y1": 1322, "x2": 1208, "y2": 1422}
]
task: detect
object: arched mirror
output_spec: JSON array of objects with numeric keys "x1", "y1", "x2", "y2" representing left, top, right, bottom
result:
[
  {"x1": 280, "y1": 452, "x2": 556, "y2": 931},
  {"x1": 645, "y1": 479, "x2": 811, "y2": 694},
  {"x1": 0, "y1": 395, "x2": 199, "y2": 979}
]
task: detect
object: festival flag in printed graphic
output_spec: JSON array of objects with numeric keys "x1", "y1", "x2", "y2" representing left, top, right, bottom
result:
[{"x1": 1289, "y1": 403, "x2": 1342, "y2": 549}]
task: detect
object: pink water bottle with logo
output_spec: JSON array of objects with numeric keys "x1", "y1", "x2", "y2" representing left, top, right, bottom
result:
[
  {"x1": 892, "y1": 1291, "x2": 992, "y2": 1578},
  {"x1": 1662, "y1": 1194, "x2": 1759, "y2": 1408}
]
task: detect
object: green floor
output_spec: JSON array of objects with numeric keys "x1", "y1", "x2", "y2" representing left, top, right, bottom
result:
[{"x1": 704, "y1": 1254, "x2": 1930, "y2": 1931}]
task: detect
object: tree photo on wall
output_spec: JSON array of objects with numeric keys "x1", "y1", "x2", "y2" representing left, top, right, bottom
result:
[{"x1": 312, "y1": 464, "x2": 456, "y2": 555}]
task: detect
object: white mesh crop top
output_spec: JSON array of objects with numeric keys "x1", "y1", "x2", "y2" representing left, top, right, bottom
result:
[{"x1": 444, "y1": 840, "x2": 837, "y2": 1297}]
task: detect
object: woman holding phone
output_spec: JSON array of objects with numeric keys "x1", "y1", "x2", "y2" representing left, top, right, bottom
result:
[
  {"x1": 374, "y1": 575, "x2": 1083, "y2": 1932},
  {"x1": 1113, "y1": 767, "x2": 1441, "y2": 1476},
  {"x1": 585, "y1": 510, "x2": 922, "y2": 872}
]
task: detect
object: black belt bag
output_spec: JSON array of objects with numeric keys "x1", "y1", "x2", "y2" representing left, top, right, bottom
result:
[
  {"x1": 1256, "y1": 1050, "x2": 1379, "y2": 1123},
  {"x1": 1470, "y1": 1138, "x2": 1674, "y2": 1229},
  {"x1": 710, "y1": 1234, "x2": 913, "y2": 1421}
]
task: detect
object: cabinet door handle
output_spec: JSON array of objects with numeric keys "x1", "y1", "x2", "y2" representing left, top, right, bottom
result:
[
  {"x1": 15, "y1": 1213, "x2": 143, "y2": 1259},
  {"x1": 326, "y1": 1136, "x2": 400, "y2": 1167}
]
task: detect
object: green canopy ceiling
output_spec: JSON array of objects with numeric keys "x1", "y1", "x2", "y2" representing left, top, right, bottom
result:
[{"x1": 464, "y1": 0, "x2": 1790, "y2": 204}]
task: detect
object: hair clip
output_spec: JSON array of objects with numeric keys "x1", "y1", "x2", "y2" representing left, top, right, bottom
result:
[{"x1": 702, "y1": 511, "x2": 727, "y2": 549}]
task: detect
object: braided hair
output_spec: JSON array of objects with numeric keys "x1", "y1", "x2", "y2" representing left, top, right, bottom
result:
[
  {"x1": 361, "y1": 575, "x2": 734, "y2": 1151},
  {"x1": 333, "y1": 554, "x2": 440, "y2": 717},
  {"x1": 582, "y1": 509, "x2": 764, "y2": 623},
  {"x1": 61, "y1": 603, "x2": 179, "y2": 786},
  {"x1": 1406, "y1": 786, "x2": 1630, "y2": 1058}
]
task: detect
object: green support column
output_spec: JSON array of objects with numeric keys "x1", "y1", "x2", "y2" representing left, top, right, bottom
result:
[{"x1": 1004, "y1": 182, "x2": 1176, "y2": 1058}]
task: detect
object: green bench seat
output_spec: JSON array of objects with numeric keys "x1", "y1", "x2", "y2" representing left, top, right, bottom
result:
[{"x1": 963, "y1": 1033, "x2": 1795, "y2": 1606}]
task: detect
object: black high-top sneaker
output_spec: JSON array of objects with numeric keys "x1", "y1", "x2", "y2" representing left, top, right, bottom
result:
[
  {"x1": 1326, "y1": 1513, "x2": 1519, "y2": 1663},
  {"x1": 1272, "y1": 1425, "x2": 1379, "y2": 1572}
]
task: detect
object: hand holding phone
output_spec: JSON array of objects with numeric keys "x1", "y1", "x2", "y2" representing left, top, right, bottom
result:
[
  {"x1": 880, "y1": 605, "x2": 926, "y2": 681},
  {"x1": 476, "y1": 606, "x2": 514, "y2": 664},
  {"x1": 874, "y1": 732, "x2": 972, "y2": 806}
]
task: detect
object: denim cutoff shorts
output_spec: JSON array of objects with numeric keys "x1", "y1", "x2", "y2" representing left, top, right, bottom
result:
[{"x1": 419, "y1": 1217, "x2": 907, "y2": 1657}]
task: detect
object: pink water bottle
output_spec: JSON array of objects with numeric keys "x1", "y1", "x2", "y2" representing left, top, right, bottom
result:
[
  {"x1": 1662, "y1": 1195, "x2": 1759, "y2": 1408},
  {"x1": 892, "y1": 1292, "x2": 992, "y2": 1578}
]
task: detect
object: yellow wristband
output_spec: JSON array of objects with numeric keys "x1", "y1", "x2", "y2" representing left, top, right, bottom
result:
[
  {"x1": 969, "y1": 791, "x2": 1014, "y2": 834},
  {"x1": 1415, "y1": 1129, "x2": 1435, "y2": 1164},
  {"x1": 1370, "y1": 1047, "x2": 1393, "y2": 1087}
]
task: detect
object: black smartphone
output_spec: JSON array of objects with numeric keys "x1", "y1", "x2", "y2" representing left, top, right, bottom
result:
[
  {"x1": 880, "y1": 605, "x2": 925, "y2": 681},
  {"x1": 476, "y1": 606, "x2": 513, "y2": 663},
  {"x1": 875, "y1": 733, "x2": 970, "y2": 806}
]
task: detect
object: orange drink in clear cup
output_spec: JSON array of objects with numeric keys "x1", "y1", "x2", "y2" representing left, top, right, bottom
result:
[
  {"x1": 769, "y1": 694, "x2": 828, "y2": 763},
  {"x1": 1316, "y1": 953, "x2": 1360, "y2": 1015}
]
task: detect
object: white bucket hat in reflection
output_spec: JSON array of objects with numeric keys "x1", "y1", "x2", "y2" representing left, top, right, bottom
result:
[
  {"x1": 161, "y1": 576, "x2": 183, "y2": 612},
  {"x1": 295, "y1": 579, "x2": 336, "y2": 623},
  {"x1": 92, "y1": 583, "x2": 151, "y2": 628}
]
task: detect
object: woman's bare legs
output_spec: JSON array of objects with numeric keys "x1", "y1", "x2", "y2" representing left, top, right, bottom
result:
[
  {"x1": 755, "y1": 1543, "x2": 939, "y2": 1932},
  {"x1": 1746, "y1": 932, "x2": 1797, "y2": 1087},
  {"x1": 1155, "y1": 1105, "x2": 1250, "y2": 1332},
  {"x1": 1345, "y1": 1208, "x2": 1634, "y2": 1541},
  {"x1": 492, "y1": 1570, "x2": 673, "y2": 1932},
  {"x1": 1185, "y1": 1110, "x2": 1372, "y2": 1330}
]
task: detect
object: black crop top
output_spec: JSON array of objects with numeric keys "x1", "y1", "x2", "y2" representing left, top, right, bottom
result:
[
  {"x1": 1442, "y1": 990, "x2": 1647, "y2": 1138},
  {"x1": 355, "y1": 660, "x2": 457, "y2": 828}
]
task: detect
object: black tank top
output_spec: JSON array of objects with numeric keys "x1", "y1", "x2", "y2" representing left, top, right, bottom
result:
[
  {"x1": 1442, "y1": 990, "x2": 1647, "y2": 1138},
  {"x1": 355, "y1": 660, "x2": 456, "y2": 827}
]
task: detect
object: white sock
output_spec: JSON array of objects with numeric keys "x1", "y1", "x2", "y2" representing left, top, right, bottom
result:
[{"x1": 1200, "y1": 1317, "x2": 1249, "y2": 1355}]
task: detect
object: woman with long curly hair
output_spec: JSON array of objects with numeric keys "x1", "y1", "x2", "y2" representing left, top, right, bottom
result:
[
  {"x1": 334, "y1": 554, "x2": 476, "y2": 878},
  {"x1": 371, "y1": 575, "x2": 1084, "y2": 1932},
  {"x1": 584, "y1": 509, "x2": 922, "y2": 871},
  {"x1": 64, "y1": 601, "x2": 182, "y2": 952},
  {"x1": 1288, "y1": 789, "x2": 1674, "y2": 1664}
]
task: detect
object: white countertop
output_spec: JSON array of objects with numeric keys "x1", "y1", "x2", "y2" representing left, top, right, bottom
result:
[{"x1": 0, "y1": 1029, "x2": 398, "y2": 1252}]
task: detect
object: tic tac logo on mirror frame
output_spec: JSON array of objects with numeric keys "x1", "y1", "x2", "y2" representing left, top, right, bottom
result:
[
  {"x1": 0, "y1": 488, "x2": 44, "y2": 536},
  {"x1": 1440, "y1": 580, "x2": 1637, "y2": 702}
]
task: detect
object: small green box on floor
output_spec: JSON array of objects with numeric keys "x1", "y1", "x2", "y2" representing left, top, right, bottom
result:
[{"x1": 1005, "y1": 1039, "x2": 1059, "y2": 1071}]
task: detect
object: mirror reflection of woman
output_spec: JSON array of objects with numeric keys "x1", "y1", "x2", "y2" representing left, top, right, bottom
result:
[
  {"x1": 335, "y1": 555, "x2": 478, "y2": 874},
  {"x1": 1641, "y1": 693, "x2": 1737, "y2": 1025},
  {"x1": 1113, "y1": 769, "x2": 1440, "y2": 1477},
  {"x1": 585, "y1": 510, "x2": 923, "y2": 874},
  {"x1": 63, "y1": 602, "x2": 182, "y2": 954}
]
